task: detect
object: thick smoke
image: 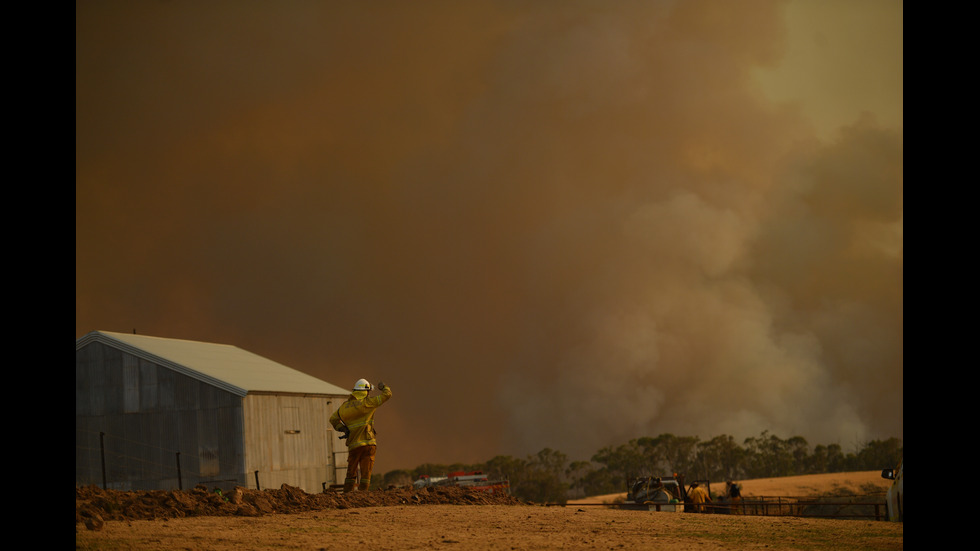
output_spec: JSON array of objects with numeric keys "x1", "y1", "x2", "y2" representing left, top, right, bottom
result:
[{"x1": 76, "y1": 1, "x2": 902, "y2": 470}]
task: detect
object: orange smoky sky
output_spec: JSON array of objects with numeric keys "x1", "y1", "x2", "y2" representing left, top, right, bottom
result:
[{"x1": 76, "y1": 0, "x2": 903, "y2": 473}]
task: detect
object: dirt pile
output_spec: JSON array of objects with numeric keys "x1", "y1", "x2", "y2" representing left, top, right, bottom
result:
[{"x1": 76, "y1": 484, "x2": 523, "y2": 528}]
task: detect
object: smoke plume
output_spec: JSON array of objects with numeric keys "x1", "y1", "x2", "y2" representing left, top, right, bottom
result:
[{"x1": 76, "y1": 0, "x2": 903, "y2": 471}]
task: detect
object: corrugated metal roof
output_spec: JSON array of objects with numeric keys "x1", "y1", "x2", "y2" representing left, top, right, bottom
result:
[{"x1": 76, "y1": 330, "x2": 351, "y2": 397}]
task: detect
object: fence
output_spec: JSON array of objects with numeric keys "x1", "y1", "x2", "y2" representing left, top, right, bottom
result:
[
  {"x1": 705, "y1": 494, "x2": 890, "y2": 520},
  {"x1": 575, "y1": 493, "x2": 890, "y2": 521},
  {"x1": 76, "y1": 428, "x2": 242, "y2": 491}
]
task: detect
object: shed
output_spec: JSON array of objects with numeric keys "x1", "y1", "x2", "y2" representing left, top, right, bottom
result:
[{"x1": 76, "y1": 330, "x2": 352, "y2": 494}]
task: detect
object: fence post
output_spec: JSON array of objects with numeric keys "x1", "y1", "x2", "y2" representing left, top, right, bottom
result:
[
  {"x1": 99, "y1": 432, "x2": 107, "y2": 490},
  {"x1": 255, "y1": 470, "x2": 261, "y2": 491},
  {"x1": 176, "y1": 452, "x2": 182, "y2": 490}
]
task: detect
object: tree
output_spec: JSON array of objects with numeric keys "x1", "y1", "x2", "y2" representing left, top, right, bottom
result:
[
  {"x1": 591, "y1": 440, "x2": 647, "y2": 486},
  {"x1": 530, "y1": 447, "x2": 567, "y2": 475},
  {"x1": 483, "y1": 455, "x2": 526, "y2": 489},
  {"x1": 400, "y1": 432, "x2": 903, "y2": 500},
  {"x1": 809, "y1": 444, "x2": 830, "y2": 473},
  {"x1": 638, "y1": 434, "x2": 700, "y2": 476},
  {"x1": 485, "y1": 449, "x2": 570, "y2": 504},
  {"x1": 743, "y1": 431, "x2": 794, "y2": 478},
  {"x1": 521, "y1": 448, "x2": 569, "y2": 504},
  {"x1": 696, "y1": 434, "x2": 745, "y2": 482},
  {"x1": 825, "y1": 443, "x2": 846, "y2": 473},
  {"x1": 787, "y1": 436, "x2": 810, "y2": 475},
  {"x1": 853, "y1": 438, "x2": 903, "y2": 470},
  {"x1": 566, "y1": 460, "x2": 619, "y2": 497}
]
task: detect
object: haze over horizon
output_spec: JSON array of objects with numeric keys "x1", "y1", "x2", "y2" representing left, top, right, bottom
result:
[{"x1": 76, "y1": 0, "x2": 903, "y2": 474}]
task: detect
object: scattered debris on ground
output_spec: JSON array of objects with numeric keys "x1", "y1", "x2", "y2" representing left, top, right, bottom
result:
[{"x1": 76, "y1": 484, "x2": 525, "y2": 529}]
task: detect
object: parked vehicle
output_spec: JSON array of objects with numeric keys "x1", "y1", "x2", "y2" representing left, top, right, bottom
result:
[
  {"x1": 625, "y1": 474, "x2": 716, "y2": 513},
  {"x1": 626, "y1": 474, "x2": 687, "y2": 511},
  {"x1": 880, "y1": 459, "x2": 903, "y2": 521},
  {"x1": 413, "y1": 471, "x2": 510, "y2": 494}
]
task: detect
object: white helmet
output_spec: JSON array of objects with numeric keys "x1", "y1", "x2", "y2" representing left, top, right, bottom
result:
[{"x1": 353, "y1": 378, "x2": 372, "y2": 392}]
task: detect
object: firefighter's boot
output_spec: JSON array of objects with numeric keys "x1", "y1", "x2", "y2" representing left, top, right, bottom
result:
[
  {"x1": 343, "y1": 478, "x2": 356, "y2": 493},
  {"x1": 358, "y1": 478, "x2": 370, "y2": 492}
]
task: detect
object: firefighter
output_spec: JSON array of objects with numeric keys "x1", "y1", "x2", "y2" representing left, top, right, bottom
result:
[
  {"x1": 688, "y1": 481, "x2": 712, "y2": 513},
  {"x1": 330, "y1": 379, "x2": 392, "y2": 493},
  {"x1": 726, "y1": 480, "x2": 743, "y2": 514}
]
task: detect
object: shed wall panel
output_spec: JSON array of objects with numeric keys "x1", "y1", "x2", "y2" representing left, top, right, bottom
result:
[
  {"x1": 102, "y1": 346, "x2": 124, "y2": 415},
  {"x1": 77, "y1": 338, "x2": 346, "y2": 494},
  {"x1": 139, "y1": 358, "x2": 159, "y2": 409},
  {"x1": 242, "y1": 394, "x2": 343, "y2": 492},
  {"x1": 123, "y1": 354, "x2": 139, "y2": 413},
  {"x1": 76, "y1": 342, "x2": 247, "y2": 491},
  {"x1": 158, "y1": 366, "x2": 176, "y2": 409}
]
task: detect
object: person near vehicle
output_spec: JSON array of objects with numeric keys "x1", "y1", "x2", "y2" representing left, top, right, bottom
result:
[
  {"x1": 329, "y1": 379, "x2": 392, "y2": 493},
  {"x1": 688, "y1": 481, "x2": 712, "y2": 513},
  {"x1": 726, "y1": 480, "x2": 743, "y2": 514}
]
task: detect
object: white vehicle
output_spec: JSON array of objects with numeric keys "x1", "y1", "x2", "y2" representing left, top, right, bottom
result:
[
  {"x1": 413, "y1": 475, "x2": 448, "y2": 488},
  {"x1": 880, "y1": 460, "x2": 903, "y2": 521}
]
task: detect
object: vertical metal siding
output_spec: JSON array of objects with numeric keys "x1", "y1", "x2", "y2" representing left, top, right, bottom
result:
[
  {"x1": 219, "y1": 406, "x2": 244, "y2": 476},
  {"x1": 77, "y1": 341, "x2": 345, "y2": 494},
  {"x1": 242, "y1": 394, "x2": 341, "y2": 492},
  {"x1": 139, "y1": 357, "x2": 159, "y2": 409},
  {"x1": 196, "y1": 407, "x2": 220, "y2": 477},
  {"x1": 76, "y1": 342, "x2": 247, "y2": 491},
  {"x1": 102, "y1": 345, "x2": 123, "y2": 415},
  {"x1": 123, "y1": 353, "x2": 139, "y2": 413},
  {"x1": 175, "y1": 373, "x2": 200, "y2": 411},
  {"x1": 158, "y1": 365, "x2": 176, "y2": 409}
]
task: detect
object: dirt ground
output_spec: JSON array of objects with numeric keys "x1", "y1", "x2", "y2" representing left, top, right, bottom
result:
[{"x1": 75, "y1": 472, "x2": 903, "y2": 550}]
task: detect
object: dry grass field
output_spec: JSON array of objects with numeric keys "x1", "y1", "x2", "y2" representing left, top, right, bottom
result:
[
  {"x1": 76, "y1": 471, "x2": 902, "y2": 550},
  {"x1": 568, "y1": 469, "x2": 894, "y2": 503}
]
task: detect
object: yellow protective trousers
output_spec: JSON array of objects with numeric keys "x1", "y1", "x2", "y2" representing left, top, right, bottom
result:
[{"x1": 346, "y1": 444, "x2": 377, "y2": 490}]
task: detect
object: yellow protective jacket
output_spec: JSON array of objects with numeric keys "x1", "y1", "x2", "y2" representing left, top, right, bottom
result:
[
  {"x1": 689, "y1": 485, "x2": 710, "y2": 504},
  {"x1": 330, "y1": 386, "x2": 392, "y2": 450}
]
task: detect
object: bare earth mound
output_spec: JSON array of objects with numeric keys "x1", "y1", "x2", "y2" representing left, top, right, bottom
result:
[
  {"x1": 75, "y1": 483, "x2": 521, "y2": 524},
  {"x1": 76, "y1": 472, "x2": 902, "y2": 550}
]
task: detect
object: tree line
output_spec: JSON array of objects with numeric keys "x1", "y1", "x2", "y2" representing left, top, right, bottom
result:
[{"x1": 379, "y1": 431, "x2": 903, "y2": 504}]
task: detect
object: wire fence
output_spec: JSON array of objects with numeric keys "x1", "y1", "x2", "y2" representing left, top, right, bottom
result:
[
  {"x1": 594, "y1": 493, "x2": 891, "y2": 521},
  {"x1": 76, "y1": 428, "x2": 237, "y2": 491},
  {"x1": 712, "y1": 494, "x2": 890, "y2": 520}
]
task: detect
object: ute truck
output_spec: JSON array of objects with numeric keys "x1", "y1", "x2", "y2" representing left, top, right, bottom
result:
[
  {"x1": 880, "y1": 460, "x2": 903, "y2": 522},
  {"x1": 626, "y1": 474, "x2": 691, "y2": 512},
  {"x1": 626, "y1": 474, "x2": 719, "y2": 513}
]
